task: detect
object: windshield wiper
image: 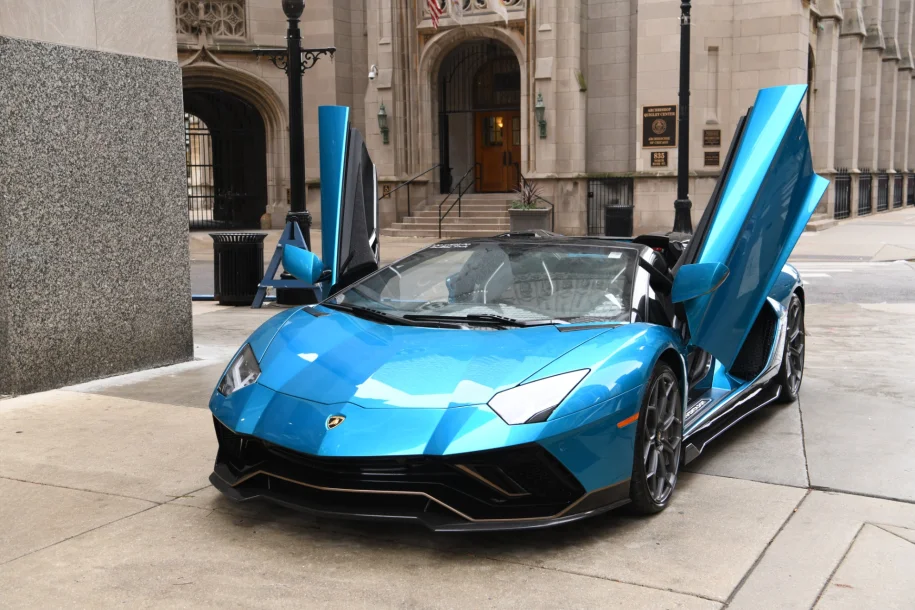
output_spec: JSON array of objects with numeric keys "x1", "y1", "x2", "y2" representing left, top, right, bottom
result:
[
  {"x1": 402, "y1": 313, "x2": 566, "y2": 328},
  {"x1": 322, "y1": 302, "x2": 459, "y2": 328}
]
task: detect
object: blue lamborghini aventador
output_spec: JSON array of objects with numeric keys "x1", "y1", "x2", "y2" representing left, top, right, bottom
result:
[{"x1": 208, "y1": 85, "x2": 826, "y2": 531}]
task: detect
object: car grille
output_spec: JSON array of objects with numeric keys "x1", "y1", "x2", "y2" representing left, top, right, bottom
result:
[{"x1": 213, "y1": 418, "x2": 585, "y2": 521}]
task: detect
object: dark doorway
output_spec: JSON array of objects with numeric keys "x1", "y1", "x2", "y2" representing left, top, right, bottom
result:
[
  {"x1": 183, "y1": 88, "x2": 268, "y2": 230},
  {"x1": 438, "y1": 39, "x2": 520, "y2": 194}
]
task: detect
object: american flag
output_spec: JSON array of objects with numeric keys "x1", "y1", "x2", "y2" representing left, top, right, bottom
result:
[{"x1": 427, "y1": 0, "x2": 443, "y2": 29}]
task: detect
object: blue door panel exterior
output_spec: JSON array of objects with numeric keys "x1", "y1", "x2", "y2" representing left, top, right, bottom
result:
[{"x1": 683, "y1": 85, "x2": 827, "y2": 369}]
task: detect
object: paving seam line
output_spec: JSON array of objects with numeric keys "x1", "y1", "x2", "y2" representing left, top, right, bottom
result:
[
  {"x1": 809, "y1": 522, "x2": 866, "y2": 608},
  {"x1": 0, "y1": 484, "x2": 216, "y2": 567},
  {"x1": 0, "y1": 474, "x2": 157, "y2": 505},
  {"x1": 0, "y1": 503, "x2": 160, "y2": 568},
  {"x1": 796, "y1": 394, "x2": 811, "y2": 488},
  {"x1": 869, "y1": 523, "x2": 915, "y2": 545},
  {"x1": 808, "y1": 485, "x2": 915, "y2": 506},
  {"x1": 723, "y1": 489, "x2": 812, "y2": 608}
]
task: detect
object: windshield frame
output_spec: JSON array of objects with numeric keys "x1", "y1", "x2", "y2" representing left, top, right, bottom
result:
[{"x1": 321, "y1": 238, "x2": 646, "y2": 327}]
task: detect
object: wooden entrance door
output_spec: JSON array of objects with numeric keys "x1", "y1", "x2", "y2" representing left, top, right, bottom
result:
[{"x1": 475, "y1": 110, "x2": 521, "y2": 192}]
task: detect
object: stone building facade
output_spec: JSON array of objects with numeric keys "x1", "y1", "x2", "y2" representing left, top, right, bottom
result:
[{"x1": 176, "y1": 0, "x2": 914, "y2": 237}]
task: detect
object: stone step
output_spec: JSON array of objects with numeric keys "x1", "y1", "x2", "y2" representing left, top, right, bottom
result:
[
  {"x1": 804, "y1": 214, "x2": 838, "y2": 232},
  {"x1": 401, "y1": 216, "x2": 508, "y2": 225},
  {"x1": 381, "y1": 227, "x2": 507, "y2": 238},
  {"x1": 413, "y1": 202, "x2": 511, "y2": 211},
  {"x1": 407, "y1": 208, "x2": 508, "y2": 219}
]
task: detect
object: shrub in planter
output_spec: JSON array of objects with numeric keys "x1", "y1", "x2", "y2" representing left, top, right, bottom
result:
[{"x1": 509, "y1": 181, "x2": 551, "y2": 232}]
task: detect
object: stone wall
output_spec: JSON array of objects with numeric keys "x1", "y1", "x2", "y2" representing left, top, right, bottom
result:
[{"x1": 0, "y1": 34, "x2": 192, "y2": 395}]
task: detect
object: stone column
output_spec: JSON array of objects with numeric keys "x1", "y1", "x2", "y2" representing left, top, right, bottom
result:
[
  {"x1": 836, "y1": 1, "x2": 866, "y2": 174},
  {"x1": 858, "y1": 0, "x2": 884, "y2": 174},
  {"x1": 895, "y1": 0, "x2": 914, "y2": 174},
  {"x1": 812, "y1": 2, "x2": 843, "y2": 216},
  {"x1": 910, "y1": 73, "x2": 915, "y2": 172},
  {"x1": 878, "y1": 0, "x2": 901, "y2": 173}
]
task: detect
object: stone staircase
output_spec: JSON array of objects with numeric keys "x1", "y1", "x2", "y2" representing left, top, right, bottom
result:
[{"x1": 381, "y1": 193, "x2": 513, "y2": 238}]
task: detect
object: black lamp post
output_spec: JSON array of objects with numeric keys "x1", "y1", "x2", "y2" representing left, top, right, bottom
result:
[
  {"x1": 673, "y1": 0, "x2": 693, "y2": 234},
  {"x1": 253, "y1": 0, "x2": 335, "y2": 248}
]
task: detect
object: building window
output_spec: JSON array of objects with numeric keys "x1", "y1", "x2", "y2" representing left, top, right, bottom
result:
[{"x1": 483, "y1": 116, "x2": 504, "y2": 146}]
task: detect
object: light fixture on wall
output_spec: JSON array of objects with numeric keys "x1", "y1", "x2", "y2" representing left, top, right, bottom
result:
[
  {"x1": 378, "y1": 102, "x2": 389, "y2": 144},
  {"x1": 535, "y1": 92, "x2": 546, "y2": 139}
]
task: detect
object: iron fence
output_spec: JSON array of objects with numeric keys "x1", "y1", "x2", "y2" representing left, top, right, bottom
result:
[
  {"x1": 893, "y1": 173, "x2": 904, "y2": 208},
  {"x1": 587, "y1": 178, "x2": 634, "y2": 236},
  {"x1": 876, "y1": 170, "x2": 889, "y2": 212},
  {"x1": 834, "y1": 168, "x2": 851, "y2": 220},
  {"x1": 909, "y1": 173, "x2": 915, "y2": 206},
  {"x1": 858, "y1": 169, "x2": 873, "y2": 216}
]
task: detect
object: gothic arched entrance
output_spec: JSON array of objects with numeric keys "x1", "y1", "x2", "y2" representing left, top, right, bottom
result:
[
  {"x1": 183, "y1": 88, "x2": 268, "y2": 229},
  {"x1": 438, "y1": 39, "x2": 521, "y2": 193}
]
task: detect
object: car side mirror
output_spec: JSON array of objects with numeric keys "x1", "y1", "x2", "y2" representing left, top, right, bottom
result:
[
  {"x1": 671, "y1": 263, "x2": 729, "y2": 304},
  {"x1": 283, "y1": 245, "x2": 326, "y2": 285}
]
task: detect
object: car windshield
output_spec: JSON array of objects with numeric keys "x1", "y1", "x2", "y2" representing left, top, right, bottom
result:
[{"x1": 327, "y1": 241, "x2": 637, "y2": 326}]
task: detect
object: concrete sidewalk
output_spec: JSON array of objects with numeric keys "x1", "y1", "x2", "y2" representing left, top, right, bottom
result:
[
  {"x1": 2, "y1": 298, "x2": 914, "y2": 608},
  {"x1": 792, "y1": 206, "x2": 915, "y2": 262}
]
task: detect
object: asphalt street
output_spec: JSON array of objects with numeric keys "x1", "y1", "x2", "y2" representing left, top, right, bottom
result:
[
  {"x1": 791, "y1": 260, "x2": 915, "y2": 303},
  {"x1": 2, "y1": 207, "x2": 914, "y2": 609}
]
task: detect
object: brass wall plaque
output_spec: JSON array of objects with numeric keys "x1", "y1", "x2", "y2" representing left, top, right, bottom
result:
[
  {"x1": 651, "y1": 151, "x2": 668, "y2": 168},
  {"x1": 642, "y1": 105, "x2": 677, "y2": 148},
  {"x1": 703, "y1": 129, "x2": 721, "y2": 147},
  {"x1": 704, "y1": 151, "x2": 720, "y2": 167}
]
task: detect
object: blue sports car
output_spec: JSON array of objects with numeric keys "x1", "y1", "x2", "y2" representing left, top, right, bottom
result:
[{"x1": 208, "y1": 85, "x2": 826, "y2": 531}]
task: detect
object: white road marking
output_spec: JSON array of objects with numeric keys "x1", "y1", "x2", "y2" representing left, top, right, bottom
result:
[{"x1": 802, "y1": 273, "x2": 832, "y2": 278}]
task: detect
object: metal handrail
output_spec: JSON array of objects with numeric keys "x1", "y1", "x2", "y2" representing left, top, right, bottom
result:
[
  {"x1": 519, "y1": 173, "x2": 555, "y2": 232},
  {"x1": 438, "y1": 163, "x2": 481, "y2": 238},
  {"x1": 387, "y1": 163, "x2": 441, "y2": 216}
]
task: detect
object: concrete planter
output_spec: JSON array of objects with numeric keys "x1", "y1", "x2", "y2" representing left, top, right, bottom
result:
[{"x1": 509, "y1": 208, "x2": 551, "y2": 232}]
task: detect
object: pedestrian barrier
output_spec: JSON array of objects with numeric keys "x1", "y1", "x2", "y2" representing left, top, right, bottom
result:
[
  {"x1": 876, "y1": 170, "x2": 889, "y2": 212},
  {"x1": 893, "y1": 173, "x2": 904, "y2": 208},
  {"x1": 858, "y1": 169, "x2": 873, "y2": 216},
  {"x1": 834, "y1": 169, "x2": 851, "y2": 220}
]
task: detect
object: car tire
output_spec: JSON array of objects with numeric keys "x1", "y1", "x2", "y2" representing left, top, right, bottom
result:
[
  {"x1": 628, "y1": 361, "x2": 683, "y2": 515},
  {"x1": 774, "y1": 293, "x2": 805, "y2": 403}
]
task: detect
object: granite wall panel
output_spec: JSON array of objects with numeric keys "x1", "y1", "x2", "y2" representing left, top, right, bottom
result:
[{"x1": 0, "y1": 36, "x2": 193, "y2": 395}]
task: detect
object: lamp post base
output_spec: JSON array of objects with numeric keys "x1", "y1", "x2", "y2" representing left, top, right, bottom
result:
[{"x1": 673, "y1": 198, "x2": 693, "y2": 234}]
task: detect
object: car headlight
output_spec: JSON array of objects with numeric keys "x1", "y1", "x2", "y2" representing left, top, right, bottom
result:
[
  {"x1": 217, "y1": 344, "x2": 261, "y2": 396},
  {"x1": 488, "y1": 369, "x2": 589, "y2": 425}
]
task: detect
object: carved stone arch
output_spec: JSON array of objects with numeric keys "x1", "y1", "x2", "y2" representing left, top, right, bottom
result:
[
  {"x1": 180, "y1": 48, "x2": 289, "y2": 222},
  {"x1": 417, "y1": 26, "x2": 528, "y2": 182}
]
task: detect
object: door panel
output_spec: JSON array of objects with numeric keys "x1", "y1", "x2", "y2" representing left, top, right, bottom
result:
[
  {"x1": 675, "y1": 85, "x2": 827, "y2": 371},
  {"x1": 474, "y1": 110, "x2": 521, "y2": 192},
  {"x1": 318, "y1": 105, "x2": 380, "y2": 292},
  {"x1": 476, "y1": 112, "x2": 506, "y2": 191}
]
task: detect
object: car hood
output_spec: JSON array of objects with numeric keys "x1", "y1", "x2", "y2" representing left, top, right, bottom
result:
[{"x1": 255, "y1": 308, "x2": 615, "y2": 408}]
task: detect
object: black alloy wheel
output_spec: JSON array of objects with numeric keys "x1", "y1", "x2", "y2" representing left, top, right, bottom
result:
[
  {"x1": 629, "y1": 362, "x2": 683, "y2": 514},
  {"x1": 775, "y1": 293, "x2": 805, "y2": 402}
]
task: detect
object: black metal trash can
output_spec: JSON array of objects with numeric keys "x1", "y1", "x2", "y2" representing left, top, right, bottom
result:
[
  {"x1": 604, "y1": 205, "x2": 633, "y2": 237},
  {"x1": 211, "y1": 233, "x2": 267, "y2": 306}
]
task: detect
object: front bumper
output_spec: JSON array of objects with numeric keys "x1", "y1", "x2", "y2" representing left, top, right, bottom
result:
[{"x1": 210, "y1": 418, "x2": 630, "y2": 532}]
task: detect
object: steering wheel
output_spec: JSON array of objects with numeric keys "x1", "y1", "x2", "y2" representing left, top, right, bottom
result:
[{"x1": 417, "y1": 301, "x2": 449, "y2": 312}]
